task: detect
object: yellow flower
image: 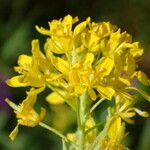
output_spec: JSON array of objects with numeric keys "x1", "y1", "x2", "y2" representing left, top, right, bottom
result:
[
  {"x1": 99, "y1": 117, "x2": 128, "y2": 150},
  {"x1": 7, "y1": 15, "x2": 150, "y2": 104},
  {"x1": 6, "y1": 40, "x2": 63, "y2": 89},
  {"x1": 100, "y1": 49, "x2": 150, "y2": 104},
  {"x1": 100, "y1": 29, "x2": 143, "y2": 60},
  {"x1": 36, "y1": 15, "x2": 118, "y2": 55},
  {"x1": 111, "y1": 96, "x2": 149, "y2": 124},
  {"x1": 49, "y1": 50, "x2": 115, "y2": 100},
  {"x1": 6, "y1": 15, "x2": 150, "y2": 150},
  {"x1": 85, "y1": 117, "x2": 97, "y2": 146},
  {"x1": 36, "y1": 15, "x2": 78, "y2": 54},
  {"x1": 7, "y1": 40, "x2": 51, "y2": 87},
  {"x1": 5, "y1": 88, "x2": 46, "y2": 140}
]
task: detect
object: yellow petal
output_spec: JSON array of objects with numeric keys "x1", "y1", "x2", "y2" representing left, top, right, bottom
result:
[
  {"x1": 45, "y1": 38, "x2": 66, "y2": 54},
  {"x1": 81, "y1": 32, "x2": 99, "y2": 51},
  {"x1": 30, "y1": 87, "x2": 45, "y2": 94},
  {"x1": 31, "y1": 39, "x2": 52, "y2": 74},
  {"x1": 96, "y1": 85, "x2": 115, "y2": 100},
  {"x1": 31, "y1": 39, "x2": 42, "y2": 58},
  {"x1": 55, "y1": 37, "x2": 72, "y2": 52},
  {"x1": 117, "y1": 92, "x2": 135, "y2": 103},
  {"x1": 63, "y1": 15, "x2": 79, "y2": 25},
  {"x1": 74, "y1": 21, "x2": 87, "y2": 35},
  {"x1": 35, "y1": 25, "x2": 50, "y2": 35},
  {"x1": 49, "y1": 52, "x2": 69, "y2": 74},
  {"x1": 133, "y1": 108, "x2": 149, "y2": 117},
  {"x1": 119, "y1": 77, "x2": 131, "y2": 86},
  {"x1": 15, "y1": 88, "x2": 45, "y2": 127},
  {"x1": 125, "y1": 42, "x2": 143, "y2": 59},
  {"x1": 122, "y1": 118, "x2": 134, "y2": 124},
  {"x1": 108, "y1": 117, "x2": 121, "y2": 140},
  {"x1": 18, "y1": 54, "x2": 32, "y2": 66},
  {"x1": 126, "y1": 53, "x2": 136, "y2": 75},
  {"x1": 136, "y1": 71, "x2": 150, "y2": 86},
  {"x1": 23, "y1": 88, "x2": 44, "y2": 108},
  {"x1": 6, "y1": 75, "x2": 27, "y2": 87},
  {"x1": 46, "y1": 92, "x2": 65, "y2": 105},
  {"x1": 14, "y1": 54, "x2": 32, "y2": 73},
  {"x1": 105, "y1": 30, "x2": 131, "y2": 55},
  {"x1": 69, "y1": 70, "x2": 80, "y2": 85},
  {"x1": 120, "y1": 112, "x2": 136, "y2": 118},
  {"x1": 63, "y1": 15, "x2": 73, "y2": 25},
  {"x1": 114, "y1": 53, "x2": 123, "y2": 76},
  {"x1": 88, "y1": 88, "x2": 97, "y2": 101},
  {"x1": 9, "y1": 124, "x2": 19, "y2": 141},
  {"x1": 126, "y1": 87, "x2": 150, "y2": 102},
  {"x1": 83, "y1": 53, "x2": 94, "y2": 69},
  {"x1": 96, "y1": 57, "x2": 114, "y2": 77},
  {"x1": 73, "y1": 86, "x2": 86, "y2": 96},
  {"x1": 54, "y1": 57, "x2": 70, "y2": 76},
  {"x1": 24, "y1": 68, "x2": 45, "y2": 87}
]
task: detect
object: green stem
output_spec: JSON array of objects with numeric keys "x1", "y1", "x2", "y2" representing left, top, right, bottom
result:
[
  {"x1": 78, "y1": 129, "x2": 85, "y2": 150},
  {"x1": 85, "y1": 98, "x2": 105, "y2": 120},
  {"x1": 77, "y1": 98, "x2": 85, "y2": 150},
  {"x1": 77, "y1": 91, "x2": 90, "y2": 150},
  {"x1": 62, "y1": 139, "x2": 67, "y2": 150},
  {"x1": 90, "y1": 97, "x2": 105, "y2": 114},
  {"x1": 39, "y1": 122, "x2": 67, "y2": 141},
  {"x1": 39, "y1": 122, "x2": 77, "y2": 149}
]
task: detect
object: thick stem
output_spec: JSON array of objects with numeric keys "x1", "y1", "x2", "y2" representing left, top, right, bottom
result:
[
  {"x1": 77, "y1": 91, "x2": 89, "y2": 150},
  {"x1": 77, "y1": 98, "x2": 85, "y2": 150},
  {"x1": 78, "y1": 129, "x2": 85, "y2": 150}
]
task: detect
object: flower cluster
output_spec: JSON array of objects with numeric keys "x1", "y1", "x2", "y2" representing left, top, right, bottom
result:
[{"x1": 6, "y1": 15, "x2": 150, "y2": 149}]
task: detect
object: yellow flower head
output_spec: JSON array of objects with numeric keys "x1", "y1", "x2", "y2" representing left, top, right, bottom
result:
[
  {"x1": 7, "y1": 40, "x2": 49, "y2": 87},
  {"x1": 5, "y1": 15, "x2": 150, "y2": 150},
  {"x1": 7, "y1": 15, "x2": 150, "y2": 104},
  {"x1": 5, "y1": 88, "x2": 46, "y2": 140}
]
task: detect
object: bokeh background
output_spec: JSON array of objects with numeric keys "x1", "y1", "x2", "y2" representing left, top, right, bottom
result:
[{"x1": 0, "y1": 0, "x2": 150, "y2": 150}]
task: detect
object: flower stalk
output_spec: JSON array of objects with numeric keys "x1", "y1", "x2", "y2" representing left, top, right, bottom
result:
[
  {"x1": 39, "y1": 122, "x2": 68, "y2": 141},
  {"x1": 39, "y1": 122, "x2": 78, "y2": 149}
]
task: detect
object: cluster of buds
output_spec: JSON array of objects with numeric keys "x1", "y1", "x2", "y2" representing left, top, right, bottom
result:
[{"x1": 6, "y1": 15, "x2": 150, "y2": 150}]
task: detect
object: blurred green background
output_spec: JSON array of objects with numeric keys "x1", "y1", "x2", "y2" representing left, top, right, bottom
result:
[{"x1": 0, "y1": 0, "x2": 150, "y2": 150}]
